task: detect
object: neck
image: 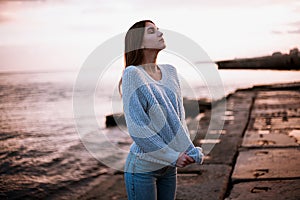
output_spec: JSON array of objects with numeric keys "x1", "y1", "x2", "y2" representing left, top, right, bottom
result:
[
  {"x1": 141, "y1": 49, "x2": 158, "y2": 66},
  {"x1": 141, "y1": 49, "x2": 160, "y2": 73}
]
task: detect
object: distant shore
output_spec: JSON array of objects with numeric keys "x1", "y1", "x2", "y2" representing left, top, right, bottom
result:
[{"x1": 216, "y1": 48, "x2": 300, "y2": 70}]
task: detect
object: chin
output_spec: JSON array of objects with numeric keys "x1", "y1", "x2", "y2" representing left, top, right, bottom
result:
[{"x1": 160, "y1": 44, "x2": 166, "y2": 50}]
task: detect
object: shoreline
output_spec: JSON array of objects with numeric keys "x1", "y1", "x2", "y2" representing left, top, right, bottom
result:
[{"x1": 77, "y1": 81, "x2": 300, "y2": 200}]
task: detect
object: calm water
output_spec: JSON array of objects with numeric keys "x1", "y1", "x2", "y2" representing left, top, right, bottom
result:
[{"x1": 1, "y1": 69, "x2": 300, "y2": 199}]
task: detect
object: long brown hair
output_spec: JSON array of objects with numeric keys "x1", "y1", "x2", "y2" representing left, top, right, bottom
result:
[{"x1": 118, "y1": 20, "x2": 154, "y2": 95}]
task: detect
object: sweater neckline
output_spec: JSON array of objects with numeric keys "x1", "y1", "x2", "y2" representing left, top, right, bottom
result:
[{"x1": 137, "y1": 64, "x2": 164, "y2": 84}]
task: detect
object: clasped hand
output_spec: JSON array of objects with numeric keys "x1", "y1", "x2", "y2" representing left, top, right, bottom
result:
[{"x1": 175, "y1": 152, "x2": 195, "y2": 168}]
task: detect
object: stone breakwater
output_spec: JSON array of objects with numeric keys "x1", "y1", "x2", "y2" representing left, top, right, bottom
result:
[{"x1": 79, "y1": 82, "x2": 300, "y2": 200}]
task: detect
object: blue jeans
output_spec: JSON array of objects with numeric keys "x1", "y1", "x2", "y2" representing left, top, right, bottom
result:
[{"x1": 124, "y1": 166, "x2": 177, "y2": 200}]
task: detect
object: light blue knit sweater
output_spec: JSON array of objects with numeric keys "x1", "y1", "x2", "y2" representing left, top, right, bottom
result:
[{"x1": 122, "y1": 64, "x2": 204, "y2": 168}]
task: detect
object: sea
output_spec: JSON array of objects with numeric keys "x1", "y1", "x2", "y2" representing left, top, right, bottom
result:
[{"x1": 1, "y1": 68, "x2": 300, "y2": 199}]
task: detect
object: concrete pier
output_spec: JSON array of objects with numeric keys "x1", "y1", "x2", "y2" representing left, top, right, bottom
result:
[
  {"x1": 78, "y1": 82, "x2": 300, "y2": 200},
  {"x1": 227, "y1": 83, "x2": 300, "y2": 200}
]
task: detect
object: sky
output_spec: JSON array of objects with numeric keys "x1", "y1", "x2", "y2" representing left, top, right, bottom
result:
[{"x1": 0, "y1": 0, "x2": 299, "y2": 72}]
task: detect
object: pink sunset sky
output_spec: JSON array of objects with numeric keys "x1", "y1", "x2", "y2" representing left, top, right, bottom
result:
[{"x1": 0, "y1": 0, "x2": 299, "y2": 72}]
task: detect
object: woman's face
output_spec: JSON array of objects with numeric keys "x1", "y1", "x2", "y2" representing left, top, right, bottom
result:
[{"x1": 141, "y1": 22, "x2": 166, "y2": 50}]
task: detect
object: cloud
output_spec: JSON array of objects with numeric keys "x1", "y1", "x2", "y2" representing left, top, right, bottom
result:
[
  {"x1": 0, "y1": 0, "x2": 66, "y2": 24},
  {"x1": 271, "y1": 30, "x2": 284, "y2": 34},
  {"x1": 67, "y1": 0, "x2": 300, "y2": 13},
  {"x1": 135, "y1": 0, "x2": 300, "y2": 8},
  {"x1": 289, "y1": 21, "x2": 300, "y2": 27},
  {"x1": 0, "y1": 13, "x2": 10, "y2": 22},
  {"x1": 293, "y1": 5, "x2": 300, "y2": 13},
  {"x1": 0, "y1": 0, "x2": 47, "y2": 2},
  {"x1": 70, "y1": 23, "x2": 112, "y2": 32},
  {"x1": 0, "y1": 0, "x2": 47, "y2": 7},
  {"x1": 287, "y1": 29, "x2": 300, "y2": 34},
  {"x1": 286, "y1": 21, "x2": 300, "y2": 34},
  {"x1": 272, "y1": 21, "x2": 300, "y2": 35}
]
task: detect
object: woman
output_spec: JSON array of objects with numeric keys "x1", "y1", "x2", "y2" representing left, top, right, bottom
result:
[{"x1": 120, "y1": 20, "x2": 204, "y2": 200}]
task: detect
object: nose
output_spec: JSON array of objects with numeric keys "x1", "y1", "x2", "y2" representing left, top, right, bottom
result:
[{"x1": 158, "y1": 30, "x2": 163, "y2": 37}]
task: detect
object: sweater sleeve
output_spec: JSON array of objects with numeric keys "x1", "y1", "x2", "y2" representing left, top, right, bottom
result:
[
  {"x1": 173, "y1": 67, "x2": 204, "y2": 164},
  {"x1": 122, "y1": 67, "x2": 180, "y2": 166}
]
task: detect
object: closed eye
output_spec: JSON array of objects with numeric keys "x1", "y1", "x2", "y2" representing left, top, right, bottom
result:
[{"x1": 147, "y1": 27, "x2": 155, "y2": 33}]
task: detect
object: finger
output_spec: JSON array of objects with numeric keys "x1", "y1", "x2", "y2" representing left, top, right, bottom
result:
[
  {"x1": 185, "y1": 155, "x2": 195, "y2": 163},
  {"x1": 177, "y1": 164, "x2": 184, "y2": 168},
  {"x1": 176, "y1": 161, "x2": 183, "y2": 167},
  {"x1": 180, "y1": 155, "x2": 191, "y2": 165},
  {"x1": 184, "y1": 159, "x2": 192, "y2": 164},
  {"x1": 182, "y1": 158, "x2": 190, "y2": 164},
  {"x1": 181, "y1": 160, "x2": 188, "y2": 167},
  {"x1": 184, "y1": 159, "x2": 194, "y2": 165}
]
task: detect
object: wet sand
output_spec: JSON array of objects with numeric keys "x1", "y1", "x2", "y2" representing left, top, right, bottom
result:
[{"x1": 77, "y1": 82, "x2": 300, "y2": 200}]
